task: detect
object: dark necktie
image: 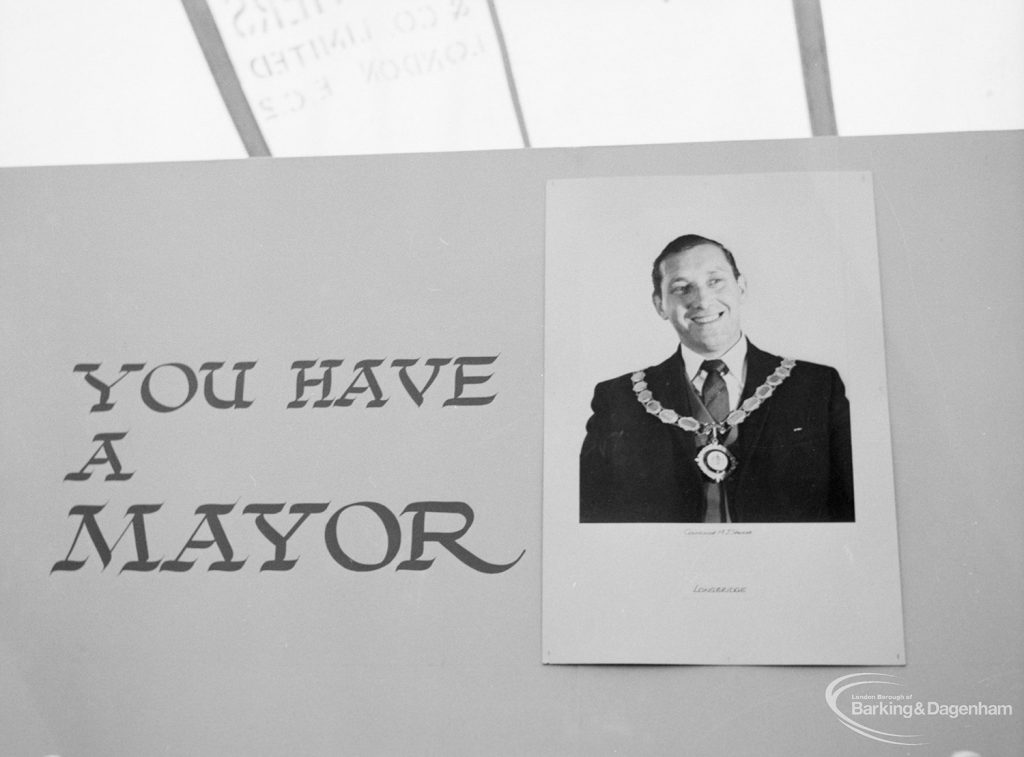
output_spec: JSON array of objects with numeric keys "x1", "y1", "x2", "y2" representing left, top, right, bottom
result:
[
  {"x1": 700, "y1": 359, "x2": 728, "y2": 422},
  {"x1": 699, "y1": 359, "x2": 729, "y2": 523}
]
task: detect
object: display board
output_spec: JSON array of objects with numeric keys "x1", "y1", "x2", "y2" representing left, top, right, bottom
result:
[{"x1": 1, "y1": 131, "x2": 1021, "y2": 755}]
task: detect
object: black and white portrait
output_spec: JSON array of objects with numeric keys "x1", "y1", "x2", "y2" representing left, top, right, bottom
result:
[
  {"x1": 579, "y1": 233, "x2": 854, "y2": 523},
  {"x1": 543, "y1": 171, "x2": 901, "y2": 664}
]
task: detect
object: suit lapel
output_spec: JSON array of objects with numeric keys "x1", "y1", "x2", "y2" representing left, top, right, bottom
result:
[
  {"x1": 733, "y1": 341, "x2": 778, "y2": 462},
  {"x1": 646, "y1": 351, "x2": 698, "y2": 459}
]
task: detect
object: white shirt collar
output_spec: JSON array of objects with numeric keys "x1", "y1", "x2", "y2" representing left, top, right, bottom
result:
[{"x1": 678, "y1": 335, "x2": 748, "y2": 383}]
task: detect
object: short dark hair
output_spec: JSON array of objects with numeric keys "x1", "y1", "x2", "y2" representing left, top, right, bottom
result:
[{"x1": 651, "y1": 234, "x2": 741, "y2": 295}]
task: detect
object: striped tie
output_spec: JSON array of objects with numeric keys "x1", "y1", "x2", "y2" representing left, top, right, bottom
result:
[
  {"x1": 700, "y1": 359, "x2": 729, "y2": 523},
  {"x1": 700, "y1": 359, "x2": 728, "y2": 422}
]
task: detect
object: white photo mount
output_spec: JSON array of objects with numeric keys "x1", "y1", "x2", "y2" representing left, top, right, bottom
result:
[{"x1": 542, "y1": 171, "x2": 904, "y2": 665}]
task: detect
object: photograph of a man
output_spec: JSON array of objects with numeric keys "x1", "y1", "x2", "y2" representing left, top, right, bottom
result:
[{"x1": 580, "y1": 234, "x2": 854, "y2": 523}]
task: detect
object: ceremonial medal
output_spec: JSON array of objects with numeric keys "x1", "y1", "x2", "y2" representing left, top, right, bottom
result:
[
  {"x1": 695, "y1": 439, "x2": 737, "y2": 483},
  {"x1": 631, "y1": 359, "x2": 795, "y2": 483}
]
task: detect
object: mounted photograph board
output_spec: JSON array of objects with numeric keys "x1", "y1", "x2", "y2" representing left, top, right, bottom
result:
[
  {"x1": 543, "y1": 171, "x2": 903, "y2": 664},
  {"x1": 1, "y1": 131, "x2": 1021, "y2": 755}
]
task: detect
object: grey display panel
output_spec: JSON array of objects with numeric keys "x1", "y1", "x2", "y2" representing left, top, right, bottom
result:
[{"x1": 1, "y1": 131, "x2": 1021, "y2": 755}]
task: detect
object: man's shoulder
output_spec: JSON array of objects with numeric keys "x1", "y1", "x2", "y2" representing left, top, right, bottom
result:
[
  {"x1": 748, "y1": 342, "x2": 841, "y2": 381},
  {"x1": 592, "y1": 354, "x2": 678, "y2": 395},
  {"x1": 589, "y1": 345, "x2": 843, "y2": 396},
  {"x1": 593, "y1": 370, "x2": 638, "y2": 393},
  {"x1": 792, "y1": 358, "x2": 841, "y2": 380}
]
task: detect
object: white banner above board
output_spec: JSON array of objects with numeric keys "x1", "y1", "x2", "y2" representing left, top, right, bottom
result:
[{"x1": 208, "y1": 0, "x2": 524, "y2": 155}]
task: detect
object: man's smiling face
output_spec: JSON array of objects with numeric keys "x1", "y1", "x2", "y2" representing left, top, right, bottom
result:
[{"x1": 652, "y1": 243, "x2": 747, "y2": 358}]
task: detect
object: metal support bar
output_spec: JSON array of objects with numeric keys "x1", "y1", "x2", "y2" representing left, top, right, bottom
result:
[
  {"x1": 487, "y1": 0, "x2": 531, "y2": 147},
  {"x1": 793, "y1": 0, "x2": 838, "y2": 136},
  {"x1": 181, "y1": 0, "x2": 271, "y2": 157}
]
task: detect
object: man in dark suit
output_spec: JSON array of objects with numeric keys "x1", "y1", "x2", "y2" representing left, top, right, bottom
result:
[{"x1": 579, "y1": 234, "x2": 854, "y2": 523}]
